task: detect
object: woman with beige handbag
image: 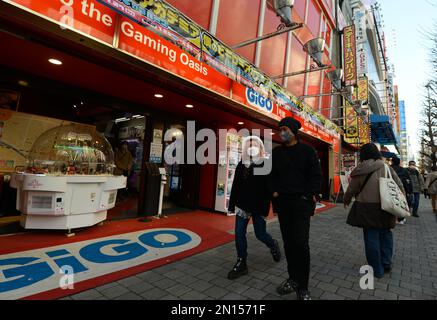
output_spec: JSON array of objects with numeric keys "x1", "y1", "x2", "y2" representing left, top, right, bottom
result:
[
  {"x1": 343, "y1": 143, "x2": 405, "y2": 279},
  {"x1": 425, "y1": 166, "x2": 437, "y2": 213}
]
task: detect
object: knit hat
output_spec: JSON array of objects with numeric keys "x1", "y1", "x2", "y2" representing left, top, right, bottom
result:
[{"x1": 278, "y1": 117, "x2": 302, "y2": 134}]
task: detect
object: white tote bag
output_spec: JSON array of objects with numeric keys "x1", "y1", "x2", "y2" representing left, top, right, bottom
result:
[{"x1": 379, "y1": 164, "x2": 411, "y2": 218}]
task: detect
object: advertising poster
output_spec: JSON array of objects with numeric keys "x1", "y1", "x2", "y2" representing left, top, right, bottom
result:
[
  {"x1": 149, "y1": 143, "x2": 163, "y2": 163},
  {"x1": 153, "y1": 129, "x2": 163, "y2": 144}
]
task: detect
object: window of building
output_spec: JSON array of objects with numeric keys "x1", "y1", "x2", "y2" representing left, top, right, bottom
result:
[
  {"x1": 215, "y1": 0, "x2": 262, "y2": 63},
  {"x1": 294, "y1": 0, "x2": 307, "y2": 21},
  {"x1": 306, "y1": 0, "x2": 322, "y2": 38},
  {"x1": 286, "y1": 35, "x2": 307, "y2": 97},
  {"x1": 259, "y1": 4, "x2": 288, "y2": 82},
  {"x1": 165, "y1": 0, "x2": 213, "y2": 31}
]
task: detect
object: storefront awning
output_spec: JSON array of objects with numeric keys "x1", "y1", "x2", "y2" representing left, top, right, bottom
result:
[{"x1": 370, "y1": 115, "x2": 397, "y2": 145}]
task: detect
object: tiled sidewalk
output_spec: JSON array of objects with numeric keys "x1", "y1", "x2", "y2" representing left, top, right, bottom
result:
[{"x1": 64, "y1": 197, "x2": 437, "y2": 300}]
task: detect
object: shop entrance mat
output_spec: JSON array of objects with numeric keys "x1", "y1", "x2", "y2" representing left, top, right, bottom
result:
[
  {"x1": 0, "y1": 203, "x2": 336, "y2": 300},
  {"x1": 0, "y1": 211, "x2": 236, "y2": 300}
]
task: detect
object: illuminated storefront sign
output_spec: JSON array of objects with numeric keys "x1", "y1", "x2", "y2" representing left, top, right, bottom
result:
[
  {"x1": 343, "y1": 25, "x2": 357, "y2": 86},
  {"x1": 96, "y1": 0, "x2": 341, "y2": 141},
  {"x1": 4, "y1": 0, "x2": 341, "y2": 145},
  {"x1": 6, "y1": 0, "x2": 117, "y2": 45}
]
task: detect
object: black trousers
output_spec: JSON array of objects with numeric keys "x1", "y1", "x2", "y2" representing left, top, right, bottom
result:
[{"x1": 275, "y1": 195, "x2": 312, "y2": 291}]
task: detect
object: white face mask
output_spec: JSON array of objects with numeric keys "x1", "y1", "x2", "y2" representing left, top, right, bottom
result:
[{"x1": 247, "y1": 146, "x2": 260, "y2": 157}]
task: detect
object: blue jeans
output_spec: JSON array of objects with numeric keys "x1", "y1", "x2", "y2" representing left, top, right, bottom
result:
[
  {"x1": 412, "y1": 193, "x2": 420, "y2": 214},
  {"x1": 363, "y1": 228, "x2": 394, "y2": 278},
  {"x1": 235, "y1": 213, "x2": 275, "y2": 259}
]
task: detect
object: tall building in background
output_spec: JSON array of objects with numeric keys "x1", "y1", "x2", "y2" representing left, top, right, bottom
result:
[
  {"x1": 340, "y1": 0, "x2": 399, "y2": 153},
  {"x1": 399, "y1": 100, "x2": 409, "y2": 164}
]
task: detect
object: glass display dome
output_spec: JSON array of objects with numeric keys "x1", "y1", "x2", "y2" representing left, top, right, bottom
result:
[{"x1": 26, "y1": 124, "x2": 115, "y2": 175}]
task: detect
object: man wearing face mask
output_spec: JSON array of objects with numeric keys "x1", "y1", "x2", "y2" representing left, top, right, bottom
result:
[
  {"x1": 269, "y1": 117, "x2": 322, "y2": 301},
  {"x1": 227, "y1": 136, "x2": 282, "y2": 280},
  {"x1": 407, "y1": 161, "x2": 425, "y2": 217}
]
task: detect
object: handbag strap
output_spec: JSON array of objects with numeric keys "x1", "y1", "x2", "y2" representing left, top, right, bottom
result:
[
  {"x1": 357, "y1": 171, "x2": 374, "y2": 196},
  {"x1": 428, "y1": 177, "x2": 437, "y2": 188},
  {"x1": 384, "y1": 164, "x2": 393, "y2": 179}
]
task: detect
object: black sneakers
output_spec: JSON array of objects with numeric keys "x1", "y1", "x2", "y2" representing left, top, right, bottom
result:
[
  {"x1": 271, "y1": 240, "x2": 282, "y2": 262},
  {"x1": 296, "y1": 289, "x2": 312, "y2": 300},
  {"x1": 384, "y1": 265, "x2": 392, "y2": 273},
  {"x1": 227, "y1": 258, "x2": 248, "y2": 280},
  {"x1": 277, "y1": 279, "x2": 312, "y2": 300},
  {"x1": 276, "y1": 279, "x2": 299, "y2": 295}
]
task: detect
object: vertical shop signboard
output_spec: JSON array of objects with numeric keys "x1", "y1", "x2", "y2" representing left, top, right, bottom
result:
[
  {"x1": 357, "y1": 77, "x2": 369, "y2": 104},
  {"x1": 344, "y1": 100, "x2": 359, "y2": 144},
  {"x1": 357, "y1": 77, "x2": 370, "y2": 145},
  {"x1": 6, "y1": 0, "x2": 117, "y2": 45},
  {"x1": 343, "y1": 25, "x2": 357, "y2": 87}
]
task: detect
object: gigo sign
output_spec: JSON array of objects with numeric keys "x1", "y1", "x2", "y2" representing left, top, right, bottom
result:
[
  {"x1": 0, "y1": 228, "x2": 201, "y2": 300},
  {"x1": 246, "y1": 88, "x2": 273, "y2": 113}
]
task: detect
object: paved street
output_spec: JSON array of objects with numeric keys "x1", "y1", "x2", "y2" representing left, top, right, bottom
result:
[{"x1": 63, "y1": 197, "x2": 437, "y2": 300}]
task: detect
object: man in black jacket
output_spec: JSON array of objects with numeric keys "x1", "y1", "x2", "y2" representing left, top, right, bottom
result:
[{"x1": 269, "y1": 117, "x2": 322, "y2": 301}]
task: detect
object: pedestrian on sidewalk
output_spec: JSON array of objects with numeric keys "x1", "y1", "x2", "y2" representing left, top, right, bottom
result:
[
  {"x1": 423, "y1": 171, "x2": 430, "y2": 199},
  {"x1": 425, "y1": 166, "x2": 437, "y2": 214},
  {"x1": 269, "y1": 117, "x2": 322, "y2": 300},
  {"x1": 391, "y1": 156, "x2": 412, "y2": 225},
  {"x1": 227, "y1": 136, "x2": 282, "y2": 280},
  {"x1": 407, "y1": 161, "x2": 425, "y2": 217},
  {"x1": 344, "y1": 143, "x2": 405, "y2": 279}
]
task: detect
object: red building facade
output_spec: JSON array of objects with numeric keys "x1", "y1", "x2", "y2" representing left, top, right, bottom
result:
[{"x1": 167, "y1": 0, "x2": 337, "y2": 117}]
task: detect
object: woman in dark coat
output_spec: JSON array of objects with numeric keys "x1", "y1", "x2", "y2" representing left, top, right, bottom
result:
[
  {"x1": 227, "y1": 136, "x2": 281, "y2": 280},
  {"x1": 344, "y1": 143, "x2": 405, "y2": 278}
]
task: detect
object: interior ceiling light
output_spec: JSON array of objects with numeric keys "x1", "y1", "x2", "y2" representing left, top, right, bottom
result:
[
  {"x1": 48, "y1": 58, "x2": 63, "y2": 65},
  {"x1": 238, "y1": 122, "x2": 244, "y2": 125},
  {"x1": 186, "y1": 104, "x2": 194, "y2": 108},
  {"x1": 115, "y1": 117, "x2": 129, "y2": 123},
  {"x1": 154, "y1": 94, "x2": 164, "y2": 98},
  {"x1": 18, "y1": 80, "x2": 29, "y2": 87}
]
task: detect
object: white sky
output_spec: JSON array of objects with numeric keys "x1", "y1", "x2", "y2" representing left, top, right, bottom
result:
[{"x1": 379, "y1": 0, "x2": 437, "y2": 159}]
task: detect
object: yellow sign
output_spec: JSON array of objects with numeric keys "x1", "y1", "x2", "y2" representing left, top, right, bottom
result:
[
  {"x1": 140, "y1": 0, "x2": 201, "y2": 49},
  {"x1": 344, "y1": 100, "x2": 359, "y2": 140},
  {"x1": 357, "y1": 77, "x2": 369, "y2": 102},
  {"x1": 343, "y1": 25, "x2": 357, "y2": 86}
]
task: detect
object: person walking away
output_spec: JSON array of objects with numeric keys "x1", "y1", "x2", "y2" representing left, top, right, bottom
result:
[
  {"x1": 344, "y1": 143, "x2": 405, "y2": 278},
  {"x1": 425, "y1": 166, "x2": 437, "y2": 214},
  {"x1": 391, "y1": 157, "x2": 412, "y2": 225},
  {"x1": 227, "y1": 136, "x2": 281, "y2": 280},
  {"x1": 407, "y1": 161, "x2": 424, "y2": 217},
  {"x1": 269, "y1": 117, "x2": 322, "y2": 300},
  {"x1": 423, "y1": 171, "x2": 430, "y2": 199}
]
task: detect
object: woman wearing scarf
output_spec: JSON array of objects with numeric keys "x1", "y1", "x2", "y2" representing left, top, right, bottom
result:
[{"x1": 227, "y1": 136, "x2": 281, "y2": 280}]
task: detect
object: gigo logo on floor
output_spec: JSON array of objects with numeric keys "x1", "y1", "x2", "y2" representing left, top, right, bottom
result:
[{"x1": 0, "y1": 228, "x2": 201, "y2": 300}]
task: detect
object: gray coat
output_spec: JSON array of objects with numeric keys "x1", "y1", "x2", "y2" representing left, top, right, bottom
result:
[
  {"x1": 407, "y1": 168, "x2": 424, "y2": 193},
  {"x1": 344, "y1": 159, "x2": 405, "y2": 229},
  {"x1": 425, "y1": 171, "x2": 437, "y2": 195}
]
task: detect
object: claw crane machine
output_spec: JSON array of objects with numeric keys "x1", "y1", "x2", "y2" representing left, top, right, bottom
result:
[{"x1": 10, "y1": 124, "x2": 126, "y2": 233}]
